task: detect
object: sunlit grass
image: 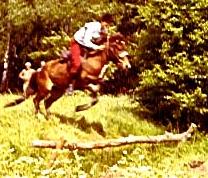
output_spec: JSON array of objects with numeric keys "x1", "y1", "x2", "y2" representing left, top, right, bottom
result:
[{"x1": 0, "y1": 92, "x2": 207, "y2": 177}]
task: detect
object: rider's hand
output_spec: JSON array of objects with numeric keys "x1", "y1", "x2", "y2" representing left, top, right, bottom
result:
[{"x1": 97, "y1": 44, "x2": 105, "y2": 50}]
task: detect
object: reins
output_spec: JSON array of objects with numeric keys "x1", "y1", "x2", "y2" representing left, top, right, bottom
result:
[{"x1": 105, "y1": 35, "x2": 110, "y2": 57}]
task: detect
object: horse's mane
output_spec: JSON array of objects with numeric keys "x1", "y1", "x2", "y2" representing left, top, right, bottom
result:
[
  {"x1": 93, "y1": 32, "x2": 125, "y2": 45},
  {"x1": 87, "y1": 50, "x2": 103, "y2": 57},
  {"x1": 87, "y1": 33, "x2": 126, "y2": 58}
]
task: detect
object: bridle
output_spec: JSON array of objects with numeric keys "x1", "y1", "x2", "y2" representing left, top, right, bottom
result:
[
  {"x1": 101, "y1": 33, "x2": 131, "y2": 69},
  {"x1": 107, "y1": 38, "x2": 128, "y2": 63},
  {"x1": 105, "y1": 35, "x2": 110, "y2": 57}
]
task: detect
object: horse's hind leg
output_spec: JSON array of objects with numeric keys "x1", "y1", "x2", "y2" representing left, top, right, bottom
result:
[
  {"x1": 44, "y1": 87, "x2": 65, "y2": 114},
  {"x1": 75, "y1": 84, "x2": 99, "y2": 112},
  {"x1": 33, "y1": 91, "x2": 48, "y2": 114}
]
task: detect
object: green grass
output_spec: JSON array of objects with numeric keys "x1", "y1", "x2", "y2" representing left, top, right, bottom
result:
[{"x1": 0, "y1": 92, "x2": 207, "y2": 177}]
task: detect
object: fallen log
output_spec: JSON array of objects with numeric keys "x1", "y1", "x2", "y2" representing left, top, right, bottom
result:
[{"x1": 32, "y1": 123, "x2": 197, "y2": 150}]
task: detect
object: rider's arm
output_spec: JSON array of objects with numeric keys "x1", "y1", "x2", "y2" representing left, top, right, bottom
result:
[{"x1": 81, "y1": 22, "x2": 103, "y2": 50}]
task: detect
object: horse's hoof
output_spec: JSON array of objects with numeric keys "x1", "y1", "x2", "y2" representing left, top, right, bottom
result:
[
  {"x1": 92, "y1": 98, "x2": 98, "y2": 105},
  {"x1": 75, "y1": 104, "x2": 90, "y2": 112},
  {"x1": 75, "y1": 106, "x2": 83, "y2": 112},
  {"x1": 36, "y1": 112, "x2": 46, "y2": 121}
]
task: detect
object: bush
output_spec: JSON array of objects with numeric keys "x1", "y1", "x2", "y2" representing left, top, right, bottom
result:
[{"x1": 132, "y1": 0, "x2": 208, "y2": 131}]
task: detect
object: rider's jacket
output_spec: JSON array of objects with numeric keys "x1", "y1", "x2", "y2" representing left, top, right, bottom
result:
[{"x1": 74, "y1": 21, "x2": 105, "y2": 50}]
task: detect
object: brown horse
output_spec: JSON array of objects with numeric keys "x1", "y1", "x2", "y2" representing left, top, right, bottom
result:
[{"x1": 5, "y1": 33, "x2": 131, "y2": 114}]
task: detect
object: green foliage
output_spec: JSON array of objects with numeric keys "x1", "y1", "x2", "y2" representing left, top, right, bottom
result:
[
  {"x1": 0, "y1": 0, "x2": 127, "y2": 90},
  {"x1": 1, "y1": 0, "x2": 208, "y2": 132},
  {"x1": 29, "y1": 31, "x2": 70, "y2": 61},
  {"x1": 130, "y1": 0, "x2": 208, "y2": 131}
]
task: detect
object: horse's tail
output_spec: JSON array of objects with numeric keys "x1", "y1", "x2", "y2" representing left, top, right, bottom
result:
[
  {"x1": 4, "y1": 72, "x2": 38, "y2": 108},
  {"x1": 4, "y1": 96, "x2": 25, "y2": 108}
]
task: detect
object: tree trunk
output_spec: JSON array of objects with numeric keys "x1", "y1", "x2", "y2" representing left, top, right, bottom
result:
[
  {"x1": 32, "y1": 123, "x2": 197, "y2": 151},
  {"x1": 0, "y1": 31, "x2": 10, "y2": 92}
]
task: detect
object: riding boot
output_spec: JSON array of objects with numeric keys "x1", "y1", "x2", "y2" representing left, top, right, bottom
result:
[
  {"x1": 66, "y1": 82, "x2": 74, "y2": 95},
  {"x1": 66, "y1": 72, "x2": 77, "y2": 95}
]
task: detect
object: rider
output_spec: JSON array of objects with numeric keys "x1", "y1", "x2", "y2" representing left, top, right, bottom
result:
[{"x1": 68, "y1": 13, "x2": 114, "y2": 92}]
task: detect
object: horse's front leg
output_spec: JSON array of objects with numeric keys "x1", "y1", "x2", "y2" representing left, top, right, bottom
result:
[
  {"x1": 87, "y1": 83, "x2": 100, "y2": 104},
  {"x1": 44, "y1": 87, "x2": 65, "y2": 115},
  {"x1": 33, "y1": 87, "x2": 50, "y2": 115},
  {"x1": 33, "y1": 93, "x2": 45, "y2": 114},
  {"x1": 75, "y1": 84, "x2": 100, "y2": 112}
]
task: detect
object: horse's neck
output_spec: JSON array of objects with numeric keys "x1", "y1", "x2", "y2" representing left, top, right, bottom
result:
[
  {"x1": 83, "y1": 45, "x2": 108, "y2": 67},
  {"x1": 80, "y1": 51, "x2": 107, "y2": 77},
  {"x1": 86, "y1": 50, "x2": 107, "y2": 67},
  {"x1": 100, "y1": 50, "x2": 108, "y2": 66}
]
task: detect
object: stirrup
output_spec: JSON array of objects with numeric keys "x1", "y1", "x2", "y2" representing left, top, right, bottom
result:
[{"x1": 66, "y1": 83, "x2": 73, "y2": 95}]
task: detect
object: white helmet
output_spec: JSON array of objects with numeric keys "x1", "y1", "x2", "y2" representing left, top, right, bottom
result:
[{"x1": 25, "y1": 62, "x2": 31, "y2": 67}]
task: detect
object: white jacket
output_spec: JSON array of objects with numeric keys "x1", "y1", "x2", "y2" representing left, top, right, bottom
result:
[{"x1": 74, "y1": 21, "x2": 104, "y2": 50}]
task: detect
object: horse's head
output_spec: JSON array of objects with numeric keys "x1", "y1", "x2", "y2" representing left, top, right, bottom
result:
[{"x1": 107, "y1": 33, "x2": 131, "y2": 70}]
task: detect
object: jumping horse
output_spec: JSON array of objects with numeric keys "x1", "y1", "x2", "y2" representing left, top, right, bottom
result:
[{"x1": 5, "y1": 33, "x2": 131, "y2": 114}]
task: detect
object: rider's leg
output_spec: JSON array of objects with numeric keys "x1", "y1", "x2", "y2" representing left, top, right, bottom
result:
[
  {"x1": 67, "y1": 39, "x2": 81, "y2": 94},
  {"x1": 70, "y1": 39, "x2": 81, "y2": 72}
]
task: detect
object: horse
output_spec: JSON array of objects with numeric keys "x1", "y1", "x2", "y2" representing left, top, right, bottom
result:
[{"x1": 5, "y1": 33, "x2": 131, "y2": 114}]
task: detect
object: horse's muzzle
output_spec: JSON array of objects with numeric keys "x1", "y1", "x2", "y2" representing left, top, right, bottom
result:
[
  {"x1": 122, "y1": 56, "x2": 131, "y2": 69},
  {"x1": 118, "y1": 51, "x2": 131, "y2": 69}
]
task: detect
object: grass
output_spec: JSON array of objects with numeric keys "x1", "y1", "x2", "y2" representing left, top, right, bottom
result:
[{"x1": 0, "y1": 92, "x2": 207, "y2": 177}]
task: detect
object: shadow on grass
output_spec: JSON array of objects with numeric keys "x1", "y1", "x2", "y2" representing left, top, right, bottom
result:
[
  {"x1": 109, "y1": 103, "x2": 165, "y2": 130},
  {"x1": 50, "y1": 112, "x2": 106, "y2": 137}
]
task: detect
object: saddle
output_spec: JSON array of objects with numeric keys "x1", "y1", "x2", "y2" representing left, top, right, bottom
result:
[
  {"x1": 59, "y1": 46, "x2": 104, "y2": 83},
  {"x1": 59, "y1": 47, "x2": 97, "y2": 64},
  {"x1": 59, "y1": 50, "x2": 71, "y2": 65}
]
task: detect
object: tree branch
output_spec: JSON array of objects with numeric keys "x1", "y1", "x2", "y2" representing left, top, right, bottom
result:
[{"x1": 32, "y1": 123, "x2": 197, "y2": 150}]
